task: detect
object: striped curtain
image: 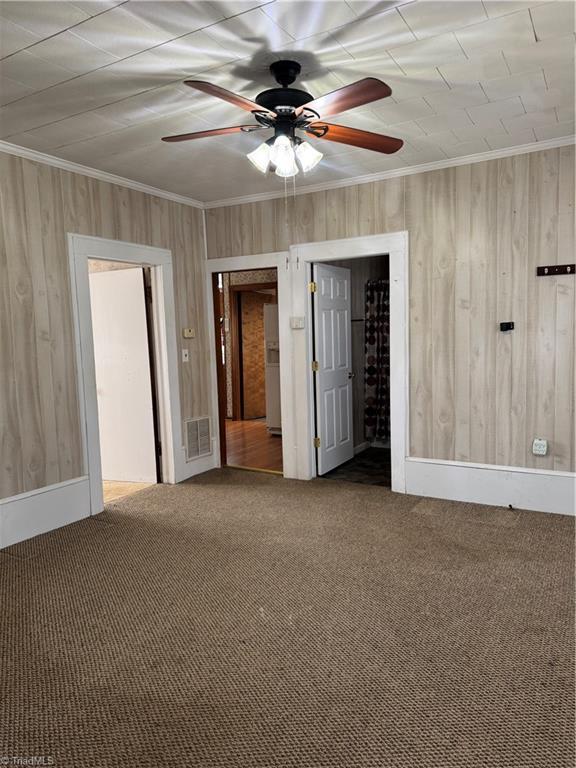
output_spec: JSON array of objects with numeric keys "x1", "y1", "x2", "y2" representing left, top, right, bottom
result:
[{"x1": 364, "y1": 278, "x2": 390, "y2": 443}]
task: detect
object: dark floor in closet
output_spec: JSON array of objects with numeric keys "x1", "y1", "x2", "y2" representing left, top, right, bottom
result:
[{"x1": 321, "y1": 447, "x2": 391, "y2": 486}]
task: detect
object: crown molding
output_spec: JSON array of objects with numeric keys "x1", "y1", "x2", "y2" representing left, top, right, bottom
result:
[
  {"x1": 0, "y1": 140, "x2": 204, "y2": 209},
  {"x1": 1, "y1": 135, "x2": 573, "y2": 212},
  {"x1": 203, "y1": 135, "x2": 575, "y2": 209}
]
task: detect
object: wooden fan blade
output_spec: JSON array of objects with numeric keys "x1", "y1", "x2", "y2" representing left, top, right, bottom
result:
[
  {"x1": 296, "y1": 78, "x2": 391, "y2": 118},
  {"x1": 184, "y1": 80, "x2": 275, "y2": 116},
  {"x1": 162, "y1": 125, "x2": 265, "y2": 142},
  {"x1": 306, "y1": 123, "x2": 403, "y2": 154}
]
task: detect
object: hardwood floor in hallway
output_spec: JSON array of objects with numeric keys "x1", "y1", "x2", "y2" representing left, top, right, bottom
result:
[{"x1": 225, "y1": 419, "x2": 283, "y2": 473}]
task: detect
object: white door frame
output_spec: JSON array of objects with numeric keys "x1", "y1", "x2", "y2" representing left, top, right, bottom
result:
[
  {"x1": 68, "y1": 234, "x2": 184, "y2": 515},
  {"x1": 204, "y1": 233, "x2": 408, "y2": 488},
  {"x1": 290, "y1": 231, "x2": 409, "y2": 491},
  {"x1": 204, "y1": 252, "x2": 293, "y2": 476}
]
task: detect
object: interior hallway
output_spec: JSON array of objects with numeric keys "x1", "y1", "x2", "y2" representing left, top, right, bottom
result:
[
  {"x1": 225, "y1": 419, "x2": 283, "y2": 473},
  {"x1": 0, "y1": 470, "x2": 572, "y2": 768}
]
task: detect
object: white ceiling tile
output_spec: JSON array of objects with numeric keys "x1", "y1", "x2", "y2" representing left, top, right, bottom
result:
[
  {"x1": 0, "y1": 19, "x2": 41, "y2": 58},
  {"x1": 481, "y1": 70, "x2": 547, "y2": 101},
  {"x1": 399, "y1": 143, "x2": 447, "y2": 162},
  {"x1": 502, "y1": 106, "x2": 558, "y2": 131},
  {"x1": 12, "y1": 110, "x2": 125, "y2": 149},
  {"x1": 482, "y1": 1, "x2": 553, "y2": 19},
  {"x1": 398, "y1": 1, "x2": 487, "y2": 40},
  {"x1": 455, "y1": 10, "x2": 535, "y2": 56},
  {"x1": 438, "y1": 50, "x2": 509, "y2": 87},
  {"x1": 388, "y1": 32, "x2": 466, "y2": 74},
  {"x1": 417, "y1": 108, "x2": 473, "y2": 135},
  {"x1": 24, "y1": 30, "x2": 119, "y2": 75},
  {"x1": 326, "y1": 52, "x2": 406, "y2": 83},
  {"x1": 371, "y1": 96, "x2": 435, "y2": 124},
  {"x1": 331, "y1": 8, "x2": 415, "y2": 56},
  {"x1": 531, "y1": 1, "x2": 575, "y2": 40},
  {"x1": 70, "y1": 1, "x2": 124, "y2": 14},
  {"x1": 70, "y1": 5, "x2": 175, "y2": 58},
  {"x1": 126, "y1": 2, "x2": 225, "y2": 38},
  {"x1": 503, "y1": 34, "x2": 575, "y2": 75},
  {"x1": 467, "y1": 96, "x2": 525, "y2": 125},
  {"x1": 0, "y1": 49, "x2": 76, "y2": 90},
  {"x1": 442, "y1": 137, "x2": 490, "y2": 157},
  {"x1": 261, "y1": 1, "x2": 357, "y2": 40},
  {"x1": 203, "y1": 7, "x2": 295, "y2": 59},
  {"x1": 453, "y1": 120, "x2": 508, "y2": 141},
  {"x1": 555, "y1": 104, "x2": 575, "y2": 121},
  {"x1": 521, "y1": 85, "x2": 573, "y2": 113},
  {"x1": 384, "y1": 69, "x2": 449, "y2": 100},
  {"x1": 424, "y1": 83, "x2": 488, "y2": 111},
  {"x1": 486, "y1": 128, "x2": 535, "y2": 149},
  {"x1": 544, "y1": 65, "x2": 575, "y2": 92},
  {"x1": 346, "y1": 0, "x2": 415, "y2": 17},
  {"x1": 209, "y1": 1, "x2": 280, "y2": 19},
  {"x1": 0, "y1": 1, "x2": 89, "y2": 37},
  {"x1": 534, "y1": 118, "x2": 575, "y2": 139},
  {"x1": 0, "y1": 75, "x2": 35, "y2": 106},
  {"x1": 391, "y1": 119, "x2": 428, "y2": 138}
]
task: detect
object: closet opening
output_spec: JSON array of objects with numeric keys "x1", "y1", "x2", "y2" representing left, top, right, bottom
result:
[{"x1": 310, "y1": 255, "x2": 391, "y2": 486}]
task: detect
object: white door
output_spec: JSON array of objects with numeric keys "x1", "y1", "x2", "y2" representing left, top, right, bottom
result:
[
  {"x1": 89, "y1": 267, "x2": 157, "y2": 483},
  {"x1": 313, "y1": 263, "x2": 354, "y2": 475}
]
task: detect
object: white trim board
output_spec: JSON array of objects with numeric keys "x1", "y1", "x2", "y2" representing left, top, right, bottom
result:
[
  {"x1": 0, "y1": 140, "x2": 203, "y2": 209},
  {"x1": 1, "y1": 136, "x2": 573, "y2": 212},
  {"x1": 0, "y1": 477, "x2": 90, "y2": 549},
  {"x1": 405, "y1": 458, "x2": 576, "y2": 516}
]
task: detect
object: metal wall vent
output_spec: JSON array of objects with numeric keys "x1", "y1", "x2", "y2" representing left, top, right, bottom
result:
[{"x1": 185, "y1": 417, "x2": 212, "y2": 461}]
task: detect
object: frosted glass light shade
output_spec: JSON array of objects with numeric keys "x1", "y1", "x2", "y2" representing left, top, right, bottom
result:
[
  {"x1": 247, "y1": 142, "x2": 270, "y2": 173},
  {"x1": 271, "y1": 135, "x2": 299, "y2": 178},
  {"x1": 296, "y1": 141, "x2": 323, "y2": 172}
]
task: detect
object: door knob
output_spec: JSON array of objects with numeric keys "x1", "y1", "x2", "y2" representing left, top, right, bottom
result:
[{"x1": 348, "y1": 371, "x2": 355, "y2": 379}]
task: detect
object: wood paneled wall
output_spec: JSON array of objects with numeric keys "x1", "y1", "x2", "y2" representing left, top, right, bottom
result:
[
  {"x1": 206, "y1": 146, "x2": 575, "y2": 472},
  {"x1": 0, "y1": 153, "x2": 209, "y2": 499}
]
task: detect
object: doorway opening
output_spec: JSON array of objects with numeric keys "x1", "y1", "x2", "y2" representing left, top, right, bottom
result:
[
  {"x1": 88, "y1": 259, "x2": 161, "y2": 504},
  {"x1": 212, "y1": 268, "x2": 283, "y2": 475},
  {"x1": 311, "y1": 255, "x2": 391, "y2": 487}
]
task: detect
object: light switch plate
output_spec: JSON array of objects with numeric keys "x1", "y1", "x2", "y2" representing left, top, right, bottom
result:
[
  {"x1": 290, "y1": 316, "x2": 305, "y2": 329},
  {"x1": 532, "y1": 437, "x2": 548, "y2": 456}
]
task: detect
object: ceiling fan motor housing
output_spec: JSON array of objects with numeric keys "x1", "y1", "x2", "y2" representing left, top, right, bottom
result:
[{"x1": 255, "y1": 87, "x2": 314, "y2": 112}]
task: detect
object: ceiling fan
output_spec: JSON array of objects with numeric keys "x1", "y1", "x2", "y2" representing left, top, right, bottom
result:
[{"x1": 161, "y1": 60, "x2": 403, "y2": 179}]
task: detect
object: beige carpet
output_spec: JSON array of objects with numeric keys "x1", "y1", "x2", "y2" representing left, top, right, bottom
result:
[{"x1": 1, "y1": 469, "x2": 573, "y2": 768}]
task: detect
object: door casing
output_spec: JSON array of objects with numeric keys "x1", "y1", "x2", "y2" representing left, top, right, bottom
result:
[{"x1": 204, "y1": 233, "x2": 408, "y2": 489}]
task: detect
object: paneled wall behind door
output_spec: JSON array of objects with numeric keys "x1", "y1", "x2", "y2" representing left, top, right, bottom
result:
[
  {"x1": 0, "y1": 153, "x2": 209, "y2": 499},
  {"x1": 206, "y1": 146, "x2": 575, "y2": 472}
]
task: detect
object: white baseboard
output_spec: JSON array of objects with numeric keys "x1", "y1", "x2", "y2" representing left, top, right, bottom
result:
[
  {"x1": 354, "y1": 442, "x2": 369, "y2": 455},
  {"x1": 0, "y1": 477, "x2": 91, "y2": 549},
  {"x1": 405, "y1": 458, "x2": 576, "y2": 516}
]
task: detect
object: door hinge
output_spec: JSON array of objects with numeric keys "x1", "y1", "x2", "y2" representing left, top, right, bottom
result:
[
  {"x1": 156, "y1": 440, "x2": 162, "y2": 456},
  {"x1": 308, "y1": 281, "x2": 317, "y2": 293},
  {"x1": 311, "y1": 360, "x2": 319, "y2": 372},
  {"x1": 314, "y1": 437, "x2": 321, "y2": 448},
  {"x1": 144, "y1": 284, "x2": 153, "y2": 303}
]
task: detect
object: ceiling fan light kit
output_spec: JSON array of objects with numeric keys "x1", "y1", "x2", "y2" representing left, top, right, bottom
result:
[{"x1": 162, "y1": 59, "x2": 403, "y2": 181}]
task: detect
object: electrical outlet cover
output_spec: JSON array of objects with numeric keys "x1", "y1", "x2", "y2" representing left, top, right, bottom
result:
[{"x1": 532, "y1": 438, "x2": 548, "y2": 456}]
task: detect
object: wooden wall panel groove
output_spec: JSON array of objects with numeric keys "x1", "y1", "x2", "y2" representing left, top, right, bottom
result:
[
  {"x1": 206, "y1": 146, "x2": 575, "y2": 472},
  {"x1": 0, "y1": 153, "x2": 209, "y2": 499}
]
